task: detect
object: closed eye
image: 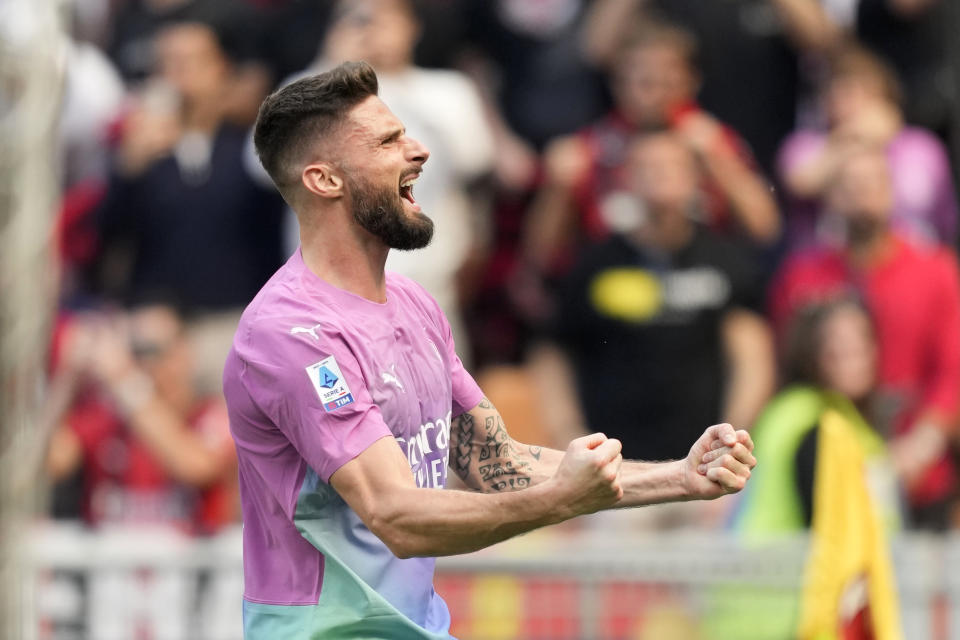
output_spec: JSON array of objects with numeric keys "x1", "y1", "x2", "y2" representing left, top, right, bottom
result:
[{"x1": 380, "y1": 128, "x2": 404, "y2": 146}]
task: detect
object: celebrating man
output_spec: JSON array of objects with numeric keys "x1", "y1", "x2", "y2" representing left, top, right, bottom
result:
[{"x1": 223, "y1": 61, "x2": 756, "y2": 639}]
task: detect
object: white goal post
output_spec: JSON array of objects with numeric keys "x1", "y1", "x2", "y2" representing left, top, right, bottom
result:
[{"x1": 0, "y1": 1, "x2": 67, "y2": 638}]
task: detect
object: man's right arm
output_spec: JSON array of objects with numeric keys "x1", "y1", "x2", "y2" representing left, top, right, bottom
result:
[{"x1": 329, "y1": 433, "x2": 624, "y2": 559}]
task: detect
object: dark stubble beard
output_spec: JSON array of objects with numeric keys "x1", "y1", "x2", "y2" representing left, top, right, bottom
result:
[
  {"x1": 845, "y1": 214, "x2": 884, "y2": 248},
  {"x1": 348, "y1": 173, "x2": 434, "y2": 251}
]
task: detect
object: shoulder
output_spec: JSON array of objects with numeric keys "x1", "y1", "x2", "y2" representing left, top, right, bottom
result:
[
  {"x1": 752, "y1": 386, "x2": 825, "y2": 443},
  {"x1": 387, "y1": 271, "x2": 442, "y2": 311},
  {"x1": 233, "y1": 261, "x2": 349, "y2": 366},
  {"x1": 890, "y1": 127, "x2": 951, "y2": 172},
  {"x1": 778, "y1": 245, "x2": 842, "y2": 277},
  {"x1": 897, "y1": 236, "x2": 959, "y2": 273},
  {"x1": 893, "y1": 126, "x2": 948, "y2": 151},
  {"x1": 777, "y1": 129, "x2": 826, "y2": 168},
  {"x1": 387, "y1": 271, "x2": 454, "y2": 335}
]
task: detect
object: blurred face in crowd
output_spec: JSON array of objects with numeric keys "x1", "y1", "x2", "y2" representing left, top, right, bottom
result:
[
  {"x1": 817, "y1": 304, "x2": 876, "y2": 402},
  {"x1": 334, "y1": 95, "x2": 433, "y2": 249},
  {"x1": 825, "y1": 71, "x2": 887, "y2": 126},
  {"x1": 828, "y1": 149, "x2": 893, "y2": 244},
  {"x1": 628, "y1": 133, "x2": 698, "y2": 216},
  {"x1": 326, "y1": 0, "x2": 419, "y2": 73},
  {"x1": 613, "y1": 42, "x2": 697, "y2": 127},
  {"x1": 155, "y1": 23, "x2": 230, "y2": 108},
  {"x1": 129, "y1": 305, "x2": 194, "y2": 409}
]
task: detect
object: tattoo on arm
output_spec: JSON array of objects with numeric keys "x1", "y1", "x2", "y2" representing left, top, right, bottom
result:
[{"x1": 450, "y1": 398, "x2": 535, "y2": 492}]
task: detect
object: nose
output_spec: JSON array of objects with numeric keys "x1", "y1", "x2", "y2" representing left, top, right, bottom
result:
[{"x1": 405, "y1": 135, "x2": 430, "y2": 166}]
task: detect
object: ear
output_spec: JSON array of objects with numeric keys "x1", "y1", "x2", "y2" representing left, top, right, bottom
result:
[{"x1": 302, "y1": 162, "x2": 344, "y2": 199}]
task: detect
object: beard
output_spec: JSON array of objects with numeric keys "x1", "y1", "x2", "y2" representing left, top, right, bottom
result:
[
  {"x1": 844, "y1": 213, "x2": 884, "y2": 247},
  {"x1": 347, "y1": 174, "x2": 434, "y2": 251}
]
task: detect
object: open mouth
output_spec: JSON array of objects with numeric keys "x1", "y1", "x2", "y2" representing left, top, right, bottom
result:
[{"x1": 399, "y1": 172, "x2": 420, "y2": 206}]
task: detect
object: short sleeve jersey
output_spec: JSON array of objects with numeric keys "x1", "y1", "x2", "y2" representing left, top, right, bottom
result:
[{"x1": 223, "y1": 250, "x2": 483, "y2": 639}]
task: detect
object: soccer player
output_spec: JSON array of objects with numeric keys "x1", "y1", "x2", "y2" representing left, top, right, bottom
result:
[{"x1": 223, "y1": 61, "x2": 756, "y2": 639}]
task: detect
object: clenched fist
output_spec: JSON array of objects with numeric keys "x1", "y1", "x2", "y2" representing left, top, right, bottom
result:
[
  {"x1": 548, "y1": 433, "x2": 624, "y2": 518},
  {"x1": 684, "y1": 423, "x2": 756, "y2": 499}
]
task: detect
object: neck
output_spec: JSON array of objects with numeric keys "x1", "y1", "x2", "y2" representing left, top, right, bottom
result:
[
  {"x1": 847, "y1": 229, "x2": 892, "y2": 269},
  {"x1": 298, "y1": 203, "x2": 390, "y2": 303},
  {"x1": 181, "y1": 98, "x2": 221, "y2": 134},
  {"x1": 634, "y1": 207, "x2": 694, "y2": 252}
]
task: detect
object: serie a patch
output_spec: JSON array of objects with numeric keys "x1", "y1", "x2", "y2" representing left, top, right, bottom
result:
[{"x1": 305, "y1": 355, "x2": 355, "y2": 412}]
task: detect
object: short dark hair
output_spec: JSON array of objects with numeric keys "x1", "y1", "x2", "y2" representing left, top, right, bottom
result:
[{"x1": 253, "y1": 61, "x2": 379, "y2": 190}]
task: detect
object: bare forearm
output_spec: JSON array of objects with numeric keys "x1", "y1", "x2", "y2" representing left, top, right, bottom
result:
[
  {"x1": 125, "y1": 399, "x2": 224, "y2": 486},
  {"x1": 769, "y1": 0, "x2": 841, "y2": 52},
  {"x1": 451, "y1": 399, "x2": 543, "y2": 491},
  {"x1": 617, "y1": 459, "x2": 691, "y2": 506},
  {"x1": 582, "y1": 0, "x2": 645, "y2": 65},
  {"x1": 454, "y1": 398, "x2": 693, "y2": 507},
  {"x1": 514, "y1": 445, "x2": 690, "y2": 507},
  {"x1": 377, "y1": 482, "x2": 565, "y2": 558},
  {"x1": 338, "y1": 433, "x2": 622, "y2": 558},
  {"x1": 722, "y1": 310, "x2": 776, "y2": 428},
  {"x1": 447, "y1": 399, "x2": 755, "y2": 530},
  {"x1": 108, "y1": 374, "x2": 224, "y2": 486},
  {"x1": 701, "y1": 151, "x2": 780, "y2": 243},
  {"x1": 524, "y1": 187, "x2": 577, "y2": 271}
]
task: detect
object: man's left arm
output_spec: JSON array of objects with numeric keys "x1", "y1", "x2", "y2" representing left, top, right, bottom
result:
[{"x1": 449, "y1": 397, "x2": 756, "y2": 507}]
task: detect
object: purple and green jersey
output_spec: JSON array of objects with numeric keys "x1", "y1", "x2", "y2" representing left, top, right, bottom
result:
[{"x1": 223, "y1": 250, "x2": 483, "y2": 639}]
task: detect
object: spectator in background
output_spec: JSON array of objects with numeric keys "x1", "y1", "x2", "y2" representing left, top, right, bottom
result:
[
  {"x1": 738, "y1": 297, "x2": 899, "y2": 535},
  {"x1": 583, "y1": 0, "x2": 842, "y2": 175},
  {"x1": 718, "y1": 298, "x2": 901, "y2": 640},
  {"x1": 778, "y1": 44, "x2": 958, "y2": 249},
  {"x1": 107, "y1": 0, "x2": 273, "y2": 117},
  {"x1": 525, "y1": 23, "x2": 780, "y2": 279},
  {"x1": 44, "y1": 304, "x2": 237, "y2": 534},
  {"x1": 539, "y1": 132, "x2": 774, "y2": 469},
  {"x1": 95, "y1": 18, "x2": 285, "y2": 391},
  {"x1": 770, "y1": 147, "x2": 960, "y2": 529},
  {"x1": 287, "y1": 0, "x2": 495, "y2": 361},
  {"x1": 107, "y1": 0, "x2": 194, "y2": 82}
]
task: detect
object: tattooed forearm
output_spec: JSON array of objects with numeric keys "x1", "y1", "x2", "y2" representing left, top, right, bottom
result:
[
  {"x1": 450, "y1": 398, "x2": 536, "y2": 492},
  {"x1": 451, "y1": 410, "x2": 475, "y2": 482}
]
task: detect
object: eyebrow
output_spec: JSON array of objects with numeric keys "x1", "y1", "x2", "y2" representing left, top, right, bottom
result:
[{"x1": 380, "y1": 128, "x2": 405, "y2": 144}]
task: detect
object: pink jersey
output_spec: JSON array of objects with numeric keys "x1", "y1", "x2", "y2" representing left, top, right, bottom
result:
[{"x1": 223, "y1": 249, "x2": 483, "y2": 639}]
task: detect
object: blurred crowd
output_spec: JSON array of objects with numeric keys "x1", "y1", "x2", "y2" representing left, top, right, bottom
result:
[{"x1": 46, "y1": 0, "x2": 960, "y2": 538}]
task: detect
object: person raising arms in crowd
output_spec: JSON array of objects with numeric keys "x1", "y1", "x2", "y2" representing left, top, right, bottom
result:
[
  {"x1": 45, "y1": 303, "x2": 237, "y2": 533},
  {"x1": 525, "y1": 23, "x2": 780, "y2": 279}
]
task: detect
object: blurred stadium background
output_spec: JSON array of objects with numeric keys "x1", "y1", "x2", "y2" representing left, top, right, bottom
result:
[{"x1": 3, "y1": 0, "x2": 960, "y2": 638}]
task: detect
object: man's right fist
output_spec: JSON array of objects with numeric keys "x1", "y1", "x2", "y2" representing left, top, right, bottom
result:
[{"x1": 549, "y1": 433, "x2": 624, "y2": 518}]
